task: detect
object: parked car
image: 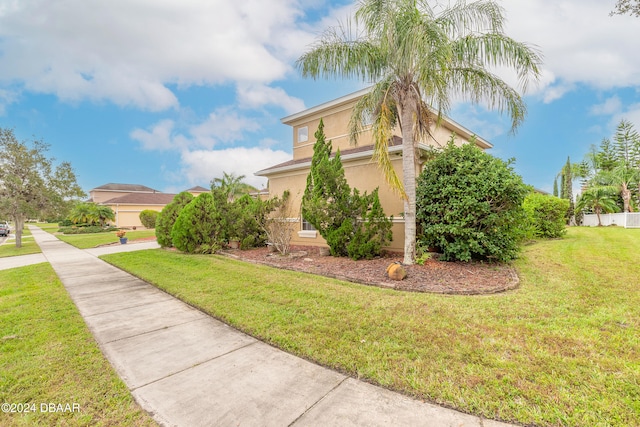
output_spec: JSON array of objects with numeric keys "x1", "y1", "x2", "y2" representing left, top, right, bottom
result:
[{"x1": 0, "y1": 222, "x2": 9, "y2": 237}]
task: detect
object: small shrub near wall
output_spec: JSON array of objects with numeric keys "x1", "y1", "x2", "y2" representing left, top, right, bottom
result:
[{"x1": 139, "y1": 210, "x2": 159, "y2": 229}]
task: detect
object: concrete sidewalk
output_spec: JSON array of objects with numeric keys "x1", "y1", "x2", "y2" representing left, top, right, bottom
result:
[{"x1": 27, "y1": 225, "x2": 515, "y2": 427}]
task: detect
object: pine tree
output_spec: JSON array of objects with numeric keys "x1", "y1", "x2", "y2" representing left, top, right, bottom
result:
[{"x1": 562, "y1": 157, "x2": 575, "y2": 224}]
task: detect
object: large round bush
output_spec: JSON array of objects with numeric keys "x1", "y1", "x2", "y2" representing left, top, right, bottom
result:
[{"x1": 416, "y1": 143, "x2": 528, "y2": 262}]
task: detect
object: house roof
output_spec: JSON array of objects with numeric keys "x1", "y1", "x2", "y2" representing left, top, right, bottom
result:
[
  {"x1": 91, "y1": 183, "x2": 160, "y2": 193},
  {"x1": 187, "y1": 185, "x2": 209, "y2": 192},
  {"x1": 256, "y1": 136, "x2": 403, "y2": 177},
  {"x1": 102, "y1": 193, "x2": 177, "y2": 205}
]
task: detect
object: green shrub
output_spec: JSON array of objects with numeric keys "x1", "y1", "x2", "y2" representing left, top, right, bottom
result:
[
  {"x1": 228, "y1": 194, "x2": 267, "y2": 249},
  {"x1": 139, "y1": 210, "x2": 159, "y2": 229},
  {"x1": 156, "y1": 192, "x2": 194, "y2": 247},
  {"x1": 171, "y1": 193, "x2": 224, "y2": 254},
  {"x1": 523, "y1": 193, "x2": 569, "y2": 238},
  {"x1": 58, "y1": 219, "x2": 73, "y2": 227},
  {"x1": 416, "y1": 143, "x2": 528, "y2": 262}
]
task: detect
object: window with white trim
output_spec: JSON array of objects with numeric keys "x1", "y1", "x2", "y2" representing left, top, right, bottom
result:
[{"x1": 301, "y1": 218, "x2": 316, "y2": 231}]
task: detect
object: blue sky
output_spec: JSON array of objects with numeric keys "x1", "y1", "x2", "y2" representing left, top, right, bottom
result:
[{"x1": 0, "y1": 0, "x2": 638, "y2": 195}]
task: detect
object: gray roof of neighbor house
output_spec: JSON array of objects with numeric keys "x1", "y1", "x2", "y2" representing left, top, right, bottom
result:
[
  {"x1": 187, "y1": 186, "x2": 209, "y2": 192},
  {"x1": 92, "y1": 183, "x2": 160, "y2": 193},
  {"x1": 102, "y1": 193, "x2": 177, "y2": 205}
]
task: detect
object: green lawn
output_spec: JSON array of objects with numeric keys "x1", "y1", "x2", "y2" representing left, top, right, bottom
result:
[
  {"x1": 57, "y1": 230, "x2": 156, "y2": 249},
  {"x1": 0, "y1": 228, "x2": 41, "y2": 258},
  {"x1": 0, "y1": 263, "x2": 156, "y2": 426},
  {"x1": 34, "y1": 222, "x2": 61, "y2": 233},
  {"x1": 102, "y1": 227, "x2": 639, "y2": 427}
]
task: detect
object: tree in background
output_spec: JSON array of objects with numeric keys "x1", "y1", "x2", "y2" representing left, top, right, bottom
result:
[
  {"x1": 416, "y1": 143, "x2": 528, "y2": 262},
  {"x1": 155, "y1": 191, "x2": 194, "y2": 247},
  {"x1": 0, "y1": 128, "x2": 85, "y2": 247},
  {"x1": 576, "y1": 186, "x2": 620, "y2": 226},
  {"x1": 561, "y1": 157, "x2": 575, "y2": 224},
  {"x1": 552, "y1": 178, "x2": 559, "y2": 197},
  {"x1": 211, "y1": 171, "x2": 257, "y2": 202},
  {"x1": 611, "y1": 0, "x2": 640, "y2": 17},
  {"x1": 297, "y1": 0, "x2": 540, "y2": 264},
  {"x1": 68, "y1": 202, "x2": 115, "y2": 226},
  {"x1": 575, "y1": 120, "x2": 640, "y2": 214}
]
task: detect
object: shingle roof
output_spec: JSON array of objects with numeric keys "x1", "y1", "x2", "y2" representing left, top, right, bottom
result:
[
  {"x1": 92, "y1": 183, "x2": 160, "y2": 193},
  {"x1": 102, "y1": 193, "x2": 177, "y2": 205},
  {"x1": 187, "y1": 185, "x2": 209, "y2": 192}
]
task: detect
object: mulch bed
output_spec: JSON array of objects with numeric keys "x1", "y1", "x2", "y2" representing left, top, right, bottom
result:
[{"x1": 220, "y1": 245, "x2": 519, "y2": 295}]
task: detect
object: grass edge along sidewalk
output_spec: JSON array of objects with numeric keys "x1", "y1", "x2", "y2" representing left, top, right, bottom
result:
[
  {"x1": 0, "y1": 263, "x2": 156, "y2": 427},
  {"x1": 102, "y1": 227, "x2": 640, "y2": 427}
]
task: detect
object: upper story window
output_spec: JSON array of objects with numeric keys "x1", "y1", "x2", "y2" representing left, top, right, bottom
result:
[
  {"x1": 297, "y1": 126, "x2": 308, "y2": 143},
  {"x1": 362, "y1": 111, "x2": 374, "y2": 126}
]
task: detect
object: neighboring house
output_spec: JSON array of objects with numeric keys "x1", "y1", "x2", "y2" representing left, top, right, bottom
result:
[
  {"x1": 90, "y1": 183, "x2": 209, "y2": 228},
  {"x1": 89, "y1": 183, "x2": 160, "y2": 204},
  {"x1": 255, "y1": 88, "x2": 492, "y2": 251}
]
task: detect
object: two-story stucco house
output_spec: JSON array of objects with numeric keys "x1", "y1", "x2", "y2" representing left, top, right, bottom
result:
[{"x1": 256, "y1": 88, "x2": 492, "y2": 252}]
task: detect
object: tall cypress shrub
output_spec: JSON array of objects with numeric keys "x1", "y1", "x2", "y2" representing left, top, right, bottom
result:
[{"x1": 302, "y1": 119, "x2": 392, "y2": 259}]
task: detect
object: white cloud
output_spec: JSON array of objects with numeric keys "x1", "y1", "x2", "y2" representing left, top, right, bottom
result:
[
  {"x1": 0, "y1": 0, "x2": 308, "y2": 109},
  {"x1": 590, "y1": 96, "x2": 623, "y2": 116},
  {"x1": 190, "y1": 108, "x2": 261, "y2": 149},
  {"x1": 237, "y1": 84, "x2": 306, "y2": 114},
  {"x1": 501, "y1": 0, "x2": 640, "y2": 97},
  {"x1": 180, "y1": 147, "x2": 291, "y2": 189},
  {"x1": 130, "y1": 119, "x2": 176, "y2": 151},
  {"x1": 131, "y1": 108, "x2": 262, "y2": 151}
]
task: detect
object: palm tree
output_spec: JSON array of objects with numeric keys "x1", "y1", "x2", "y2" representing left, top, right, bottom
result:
[
  {"x1": 297, "y1": 0, "x2": 541, "y2": 264},
  {"x1": 94, "y1": 205, "x2": 116, "y2": 226},
  {"x1": 69, "y1": 203, "x2": 96, "y2": 225},
  {"x1": 597, "y1": 165, "x2": 639, "y2": 213},
  {"x1": 211, "y1": 172, "x2": 254, "y2": 202},
  {"x1": 576, "y1": 186, "x2": 619, "y2": 226}
]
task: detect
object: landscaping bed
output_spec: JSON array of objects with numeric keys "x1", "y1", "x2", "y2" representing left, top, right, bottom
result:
[{"x1": 221, "y1": 246, "x2": 519, "y2": 295}]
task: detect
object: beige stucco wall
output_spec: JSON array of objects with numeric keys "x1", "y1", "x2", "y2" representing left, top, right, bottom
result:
[
  {"x1": 106, "y1": 204, "x2": 164, "y2": 228},
  {"x1": 266, "y1": 155, "x2": 408, "y2": 252}
]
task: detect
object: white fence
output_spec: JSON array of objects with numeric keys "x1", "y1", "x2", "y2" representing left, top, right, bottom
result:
[{"x1": 582, "y1": 213, "x2": 640, "y2": 228}]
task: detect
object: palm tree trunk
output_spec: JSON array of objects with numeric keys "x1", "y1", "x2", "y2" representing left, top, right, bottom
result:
[
  {"x1": 400, "y1": 101, "x2": 417, "y2": 265},
  {"x1": 622, "y1": 183, "x2": 631, "y2": 212}
]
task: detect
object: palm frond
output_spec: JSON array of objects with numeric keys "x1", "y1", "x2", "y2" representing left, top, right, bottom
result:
[
  {"x1": 297, "y1": 20, "x2": 386, "y2": 82},
  {"x1": 448, "y1": 66, "x2": 527, "y2": 133},
  {"x1": 372, "y1": 100, "x2": 406, "y2": 199}
]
